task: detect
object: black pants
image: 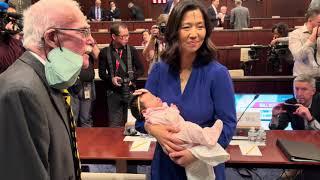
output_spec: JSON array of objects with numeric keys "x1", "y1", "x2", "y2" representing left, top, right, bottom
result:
[{"x1": 106, "y1": 90, "x2": 128, "y2": 127}]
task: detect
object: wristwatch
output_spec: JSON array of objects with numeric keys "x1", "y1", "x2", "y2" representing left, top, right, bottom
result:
[{"x1": 308, "y1": 116, "x2": 315, "y2": 123}]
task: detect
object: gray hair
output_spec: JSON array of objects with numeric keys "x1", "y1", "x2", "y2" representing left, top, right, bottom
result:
[
  {"x1": 23, "y1": 0, "x2": 87, "y2": 49},
  {"x1": 294, "y1": 74, "x2": 316, "y2": 89},
  {"x1": 235, "y1": 0, "x2": 242, "y2": 5}
]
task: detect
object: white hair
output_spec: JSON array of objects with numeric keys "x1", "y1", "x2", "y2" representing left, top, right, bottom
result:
[{"x1": 23, "y1": 0, "x2": 87, "y2": 49}]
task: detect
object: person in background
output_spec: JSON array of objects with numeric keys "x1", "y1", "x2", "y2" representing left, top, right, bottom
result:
[
  {"x1": 106, "y1": 0, "x2": 120, "y2": 21},
  {"x1": 135, "y1": 0, "x2": 236, "y2": 179},
  {"x1": 269, "y1": 74, "x2": 320, "y2": 130},
  {"x1": 163, "y1": 0, "x2": 179, "y2": 15},
  {"x1": 207, "y1": 0, "x2": 220, "y2": 27},
  {"x1": 270, "y1": 22, "x2": 289, "y2": 45},
  {"x1": 0, "y1": 3, "x2": 24, "y2": 74},
  {"x1": 141, "y1": 29, "x2": 150, "y2": 47},
  {"x1": 142, "y1": 14, "x2": 168, "y2": 74},
  {"x1": 128, "y1": 2, "x2": 144, "y2": 21},
  {"x1": 218, "y1": 5, "x2": 229, "y2": 27},
  {"x1": 230, "y1": 0, "x2": 250, "y2": 29},
  {"x1": 70, "y1": 42, "x2": 99, "y2": 127},
  {"x1": 289, "y1": 8, "x2": 320, "y2": 77},
  {"x1": 309, "y1": 0, "x2": 320, "y2": 10},
  {"x1": 87, "y1": 0, "x2": 106, "y2": 21},
  {"x1": 98, "y1": 23, "x2": 144, "y2": 127},
  {"x1": 0, "y1": 0, "x2": 95, "y2": 179}
]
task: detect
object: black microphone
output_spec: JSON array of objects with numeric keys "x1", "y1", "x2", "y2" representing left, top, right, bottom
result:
[{"x1": 237, "y1": 94, "x2": 260, "y2": 122}]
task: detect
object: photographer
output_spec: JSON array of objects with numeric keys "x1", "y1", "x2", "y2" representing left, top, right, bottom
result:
[
  {"x1": 269, "y1": 74, "x2": 320, "y2": 130},
  {"x1": 0, "y1": 2, "x2": 24, "y2": 74},
  {"x1": 142, "y1": 14, "x2": 168, "y2": 74},
  {"x1": 99, "y1": 23, "x2": 144, "y2": 127}
]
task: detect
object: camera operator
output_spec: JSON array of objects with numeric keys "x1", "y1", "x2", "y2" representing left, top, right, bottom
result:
[
  {"x1": 99, "y1": 23, "x2": 144, "y2": 127},
  {"x1": 268, "y1": 23, "x2": 293, "y2": 73},
  {"x1": 269, "y1": 74, "x2": 320, "y2": 130},
  {"x1": 0, "y1": 2, "x2": 24, "y2": 74},
  {"x1": 142, "y1": 14, "x2": 168, "y2": 74}
]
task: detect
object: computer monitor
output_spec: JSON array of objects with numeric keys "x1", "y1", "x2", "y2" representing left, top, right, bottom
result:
[{"x1": 235, "y1": 94, "x2": 294, "y2": 121}]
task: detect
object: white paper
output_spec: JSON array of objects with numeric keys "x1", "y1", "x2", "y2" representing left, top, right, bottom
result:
[
  {"x1": 239, "y1": 144, "x2": 262, "y2": 156},
  {"x1": 123, "y1": 135, "x2": 156, "y2": 142},
  {"x1": 130, "y1": 140, "x2": 151, "y2": 152}
]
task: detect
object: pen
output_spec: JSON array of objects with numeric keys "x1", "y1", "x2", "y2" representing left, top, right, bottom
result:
[
  {"x1": 131, "y1": 141, "x2": 148, "y2": 150},
  {"x1": 245, "y1": 145, "x2": 256, "y2": 155}
]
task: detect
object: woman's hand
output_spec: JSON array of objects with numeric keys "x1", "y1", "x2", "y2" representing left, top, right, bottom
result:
[
  {"x1": 169, "y1": 149, "x2": 196, "y2": 167},
  {"x1": 145, "y1": 123, "x2": 185, "y2": 154}
]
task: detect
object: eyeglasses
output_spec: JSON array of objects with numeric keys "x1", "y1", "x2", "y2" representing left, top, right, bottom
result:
[
  {"x1": 51, "y1": 27, "x2": 91, "y2": 38},
  {"x1": 117, "y1": 34, "x2": 130, "y2": 39}
]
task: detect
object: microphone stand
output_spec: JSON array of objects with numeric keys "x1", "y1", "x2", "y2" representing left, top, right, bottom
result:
[{"x1": 237, "y1": 94, "x2": 260, "y2": 122}]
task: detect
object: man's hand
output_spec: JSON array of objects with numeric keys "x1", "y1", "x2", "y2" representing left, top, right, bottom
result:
[
  {"x1": 169, "y1": 149, "x2": 196, "y2": 167},
  {"x1": 112, "y1": 76, "x2": 122, "y2": 86},
  {"x1": 145, "y1": 123, "x2": 185, "y2": 154},
  {"x1": 309, "y1": 26, "x2": 320, "y2": 43},
  {"x1": 293, "y1": 104, "x2": 313, "y2": 121}
]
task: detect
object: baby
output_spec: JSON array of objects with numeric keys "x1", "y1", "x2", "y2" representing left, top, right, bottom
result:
[
  {"x1": 129, "y1": 89, "x2": 229, "y2": 180},
  {"x1": 129, "y1": 89, "x2": 223, "y2": 148}
]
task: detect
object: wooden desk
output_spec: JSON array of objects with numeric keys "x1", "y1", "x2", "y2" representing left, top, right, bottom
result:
[
  {"x1": 227, "y1": 130, "x2": 320, "y2": 169},
  {"x1": 77, "y1": 128, "x2": 320, "y2": 172},
  {"x1": 77, "y1": 127, "x2": 155, "y2": 173}
]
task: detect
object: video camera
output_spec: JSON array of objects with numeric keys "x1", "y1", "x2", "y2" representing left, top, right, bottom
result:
[
  {"x1": 267, "y1": 44, "x2": 293, "y2": 72},
  {"x1": 0, "y1": 2, "x2": 23, "y2": 37},
  {"x1": 117, "y1": 78, "x2": 133, "y2": 104}
]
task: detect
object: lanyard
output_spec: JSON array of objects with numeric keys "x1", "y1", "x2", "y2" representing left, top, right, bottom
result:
[{"x1": 115, "y1": 49, "x2": 123, "y2": 71}]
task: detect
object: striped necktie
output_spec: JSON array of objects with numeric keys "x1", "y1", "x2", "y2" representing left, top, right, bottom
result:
[{"x1": 62, "y1": 89, "x2": 82, "y2": 180}]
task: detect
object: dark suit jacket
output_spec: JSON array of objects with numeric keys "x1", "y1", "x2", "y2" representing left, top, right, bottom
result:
[
  {"x1": 0, "y1": 51, "x2": 76, "y2": 180},
  {"x1": 163, "y1": 0, "x2": 173, "y2": 14},
  {"x1": 129, "y1": 5, "x2": 145, "y2": 21},
  {"x1": 106, "y1": 8, "x2": 121, "y2": 20},
  {"x1": 269, "y1": 93, "x2": 320, "y2": 130},
  {"x1": 207, "y1": 5, "x2": 219, "y2": 27},
  {"x1": 87, "y1": 6, "x2": 107, "y2": 21}
]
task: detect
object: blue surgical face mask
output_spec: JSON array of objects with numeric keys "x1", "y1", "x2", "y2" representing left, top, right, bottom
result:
[{"x1": 45, "y1": 47, "x2": 83, "y2": 89}]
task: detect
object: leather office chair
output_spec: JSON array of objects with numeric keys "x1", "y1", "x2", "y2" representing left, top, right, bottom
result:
[{"x1": 81, "y1": 172, "x2": 146, "y2": 180}]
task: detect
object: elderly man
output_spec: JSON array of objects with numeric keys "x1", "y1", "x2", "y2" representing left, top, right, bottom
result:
[
  {"x1": 0, "y1": 0, "x2": 94, "y2": 180},
  {"x1": 269, "y1": 74, "x2": 320, "y2": 130},
  {"x1": 230, "y1": 0, "x2": 250, "y2": 29},
  {"x1": 289, "y1": 8, "x2": 320, "y2": 77}
]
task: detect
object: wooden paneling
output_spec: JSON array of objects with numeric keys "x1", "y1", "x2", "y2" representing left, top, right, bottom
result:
[{"x1": 31, "y1": 0, "x2": 312, "y2": 19}]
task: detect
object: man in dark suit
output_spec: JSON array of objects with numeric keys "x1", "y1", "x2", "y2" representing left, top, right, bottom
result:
[
  {"x1": 269, "y1": 74, "x2": 320, "y2": 130},
  {"x1": 207, "y1": 0, "x2": 220, "y2": 27},
  {"x1": 87, "y1": 0, "x2": 106, "y2": 21},
  {"x1": 128, "y1": 2, "x2": 144, "y2": 21},
  {"x1": 106, "y1": 0, "x2": 121, "y2": 21},
  {"x1": 163, "y1": 0, "x2": 179, "y2": 15},
  {"x1": 0, "y1": 0, "x2": 95, "y2": 179}
]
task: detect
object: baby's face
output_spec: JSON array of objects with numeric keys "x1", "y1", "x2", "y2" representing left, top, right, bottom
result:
[{"x1": 140, "y1": 92, "x2": 163, "y2": 109}]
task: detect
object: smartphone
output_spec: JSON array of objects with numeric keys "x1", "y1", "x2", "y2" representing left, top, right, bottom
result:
[{"x1": 282, "y1": 103, "x2": 299, "y2": 113}]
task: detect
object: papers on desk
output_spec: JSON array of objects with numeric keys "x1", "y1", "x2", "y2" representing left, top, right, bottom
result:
[
  {"x1": 130, "y1": 140, "x2": 151, "y2": 152},
  {"x1": 239, "y1": 144, "x2": 262, "y2": 156},
  {"x1": 230, "y1": 139, "x2": 264, "y2": 156},
  {"x1": 123, "y1": 135, "x2": 156, "y2": 142}
]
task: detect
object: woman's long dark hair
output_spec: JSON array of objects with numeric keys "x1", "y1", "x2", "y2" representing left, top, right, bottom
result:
[{"x1": 161, "y1": 0, "x2": 216, "y2": 72}]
